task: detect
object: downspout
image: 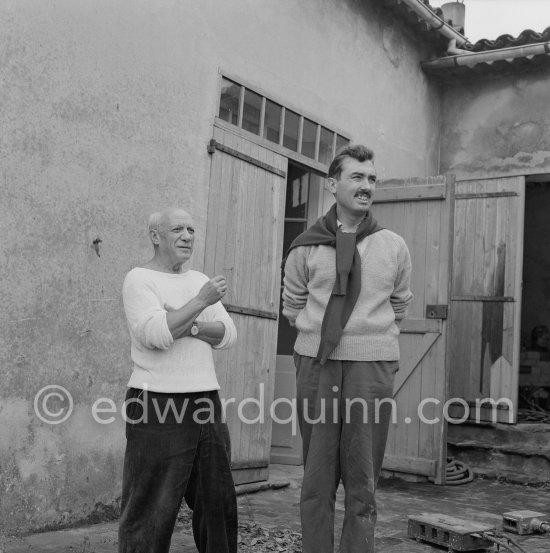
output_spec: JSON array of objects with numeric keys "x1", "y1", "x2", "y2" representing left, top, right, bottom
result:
[
  {"x1": 446, "y1": 38, "x2": 471, "y2": 56},
  {"x1": 398, "y1": 0, "x2": 469, "y2": 47},
  {"x1": 422, "y1": 41, "x2": 550, "y2": 71}
]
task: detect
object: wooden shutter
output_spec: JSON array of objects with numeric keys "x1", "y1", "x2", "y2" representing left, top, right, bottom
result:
[
  {"x1": 373, "y1": 176, "x2": 454, "y2": 484},
  {"x1": 449, "y1": 177, "x2": 525, "y2": 424},
  {"x1": 205, "y1": 125, "x2": 287, "y2": 484}
]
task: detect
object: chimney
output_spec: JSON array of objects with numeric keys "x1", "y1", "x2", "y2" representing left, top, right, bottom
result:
[{"x1": 441, "y1": 1, "x2": 466, "y2": 35}]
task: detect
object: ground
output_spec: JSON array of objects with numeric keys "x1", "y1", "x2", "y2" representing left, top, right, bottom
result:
[{"x1": 2, "y1": 465, "x2": 549, "y2": 552}]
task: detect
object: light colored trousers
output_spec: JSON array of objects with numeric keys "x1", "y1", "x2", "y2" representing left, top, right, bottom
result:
[{"x1": 294, "y1": 354, "x2": 398, "y2": 553}]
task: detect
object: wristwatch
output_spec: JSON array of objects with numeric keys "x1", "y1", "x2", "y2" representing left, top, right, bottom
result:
[{"x1": 190, "y1": 321, "x2": 199, "y2": 336}]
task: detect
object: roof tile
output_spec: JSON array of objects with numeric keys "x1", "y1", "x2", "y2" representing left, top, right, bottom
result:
[{"x1": 467, "y1": 26, "x2": 550, "y2": 52}]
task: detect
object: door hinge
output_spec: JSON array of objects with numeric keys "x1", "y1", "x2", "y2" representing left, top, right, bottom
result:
[
  {"x1": 426, "y1": 304, "x2": 448, "y2": 319},
  {"x1": 207, "y1": 138, "x2": 217, "y2": 154},
  {"x1": 206, "y1": 138, "x2": 286, "y2": 178}
]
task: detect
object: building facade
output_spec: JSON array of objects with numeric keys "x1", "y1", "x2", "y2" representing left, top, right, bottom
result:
[{"x1": 1, "y1": 0, "x2": 550, "y2": 534}]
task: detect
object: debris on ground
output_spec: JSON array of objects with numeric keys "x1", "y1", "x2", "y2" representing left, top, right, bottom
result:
[
  {"x1": 177, "y1": 506, "x2": 302, "y2": 551},
  {"x1": 237, "y1": 520, "x2": 302, "y2": 552}
]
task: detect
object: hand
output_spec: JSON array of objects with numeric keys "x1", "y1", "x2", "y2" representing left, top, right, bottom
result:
[{"x1": 197, "y1": 276, "x2": 227, "y2": 306}]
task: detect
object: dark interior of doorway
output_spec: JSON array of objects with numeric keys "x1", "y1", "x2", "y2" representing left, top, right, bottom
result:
[
  {"x1": 276, "y1": 162, "x2": 323, "y2": 356},
  {"x1": 519, "y1": 180, "x2": 550, "y2": 422}
]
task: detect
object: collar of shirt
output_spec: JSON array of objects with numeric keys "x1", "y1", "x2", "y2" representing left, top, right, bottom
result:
[{"x1": 337, "y1": 219, "x2": 359, "y2": 233}]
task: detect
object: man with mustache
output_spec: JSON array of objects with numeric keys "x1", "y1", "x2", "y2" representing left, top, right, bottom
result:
[
  {"x1": 119, "y1": 208, "x2": 237, "y2": 553},
  {"x1": 282, "y1": 145, "x2": 413, "y2": 553}
]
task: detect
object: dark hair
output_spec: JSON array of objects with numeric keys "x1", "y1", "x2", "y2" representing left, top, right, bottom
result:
[{"x1": 328, "y1": 144, "x2": 374, "y2": 180}]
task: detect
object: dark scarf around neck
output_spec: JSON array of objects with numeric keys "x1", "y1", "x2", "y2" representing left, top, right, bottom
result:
[{"x1": 285, "y1": 203, "x2": 383, "y2": 364}]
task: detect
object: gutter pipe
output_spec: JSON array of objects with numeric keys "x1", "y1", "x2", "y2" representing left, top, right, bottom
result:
[
  {"x1": 422, "y1": 41, "x2": 550, "y2": 71},
  {"x1": 397, "y1": 0, "x2": 469, "y2": 47}
]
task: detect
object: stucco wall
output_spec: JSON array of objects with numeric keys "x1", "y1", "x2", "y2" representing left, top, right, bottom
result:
[
  {"x1": 440, "y1": 67, "x2": 550, "y2": 179},
  {"x1": 0, "y1": 0, "x2": 442, "y2": 533}
]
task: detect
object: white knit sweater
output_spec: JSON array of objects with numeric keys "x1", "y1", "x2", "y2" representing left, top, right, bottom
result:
[
  {"x1": 282, "y1": 229, "x2": 412, "y2": 361},
  {"x1": 122, "y1": 267, "x2": 237, "y2": 393}
]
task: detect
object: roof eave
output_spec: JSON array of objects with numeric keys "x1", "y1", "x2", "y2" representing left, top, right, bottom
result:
[{"x1": 422, "y1": 41, "x2": 550, "y2": 75}]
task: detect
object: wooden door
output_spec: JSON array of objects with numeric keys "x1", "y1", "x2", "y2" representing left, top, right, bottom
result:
[
  {"x1": 373, "y1": 177, "x2": 453, "y2": 484},
  {"x1": 205, "y1": 125, "x2": 287, "y2": 484},
  {"x1": 448, "y1": 177, "x2": 525, "y2": 424}
]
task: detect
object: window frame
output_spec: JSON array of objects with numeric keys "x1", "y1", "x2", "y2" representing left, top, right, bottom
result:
[{"x1": 215, "y1": 70, "x2": 351, "y2": 174}]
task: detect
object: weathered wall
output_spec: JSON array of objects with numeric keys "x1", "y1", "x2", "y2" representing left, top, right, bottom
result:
[
  {"x1": 440, "y1": 67, "x2": 550, "y2": 179},
  {"x1": 0, "y1": 0, "x2": 442, "y2": 533}
]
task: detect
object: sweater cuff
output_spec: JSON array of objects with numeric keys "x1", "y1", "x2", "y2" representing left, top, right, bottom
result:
[{"x1": 212, "y1": 318, "x2": 237, "y2": 350}]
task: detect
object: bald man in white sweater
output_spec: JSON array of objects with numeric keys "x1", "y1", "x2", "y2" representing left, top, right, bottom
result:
[{"x1": 119, "y1": 208, "x2": 237, "y2": 553}]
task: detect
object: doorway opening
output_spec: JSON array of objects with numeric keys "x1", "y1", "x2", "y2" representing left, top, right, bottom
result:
[
  {"x1": 276, "y1": 162, "x2": 323, "y2": 357},
  {"x1": 519, "y1": 178, "x2": 550, "y2": 423},
  {"x1": 270, "y1": 161, "x2": 326, "y2": 464}
]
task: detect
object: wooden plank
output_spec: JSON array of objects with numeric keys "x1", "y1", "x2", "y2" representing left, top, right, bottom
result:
[
  {"x1": 509, "y1": 183, "x2": 525, "y2": 423},
  {"x1": 204, "y1": 126, "x2": 228, "y2": 276},
  {"x1": 382, "y1": 454, "x2": 437, "y2": 477},
  {"x1": 379, "y1": 176, "x2": 447, "y2": 187},
  {"x1": 232, "y1": 145, "x2": 252, "y2": 466},
  {"x1": 232, "y1": 466, "x2": 269, "y2": 486},
  {"x1": 223, "y1": 304, "x2": 278, "y2": 320},
  {"x1": 393, "y1": 332, "x2": 441, "y2": 396},
  {"x1": 452, "y1": 303, "x2": 473, "y2": 400},
  {"x1": 425, "y1": 194, "x2": 442, "y2": 306},
  {"x1": 381, "y1": 191, "x2": 412, "y2": 463},
  {"x1": 400, "y1": 318, "x2": 441, "y2": 333},
  {"x1": 500, "y1": 180, "x2": 524, "y2": 423},
  {"x1": 217, "y1": 127, "x2": 238, "y2": 290},
  {"x1": 481, "y1": 193, "x2": 498, "y2": 298},
  {"x1": 463, "y1": 187, "x2": 479, "y2": 296},
  {"x1": 418, "y1": 345, "x2": 440, "y2": 468},
  {"x1": 477, "y1": 183, "x2": 494, "y2": 396},
  {"x1": 270, "y1": 154, "x2": 287, "y2": 308},
  {"x1": 435, "y1": 176, "x2": 454, "y2": 484},
  {"x1": 238, "y1": 143, "x2": 262, "y2": 465},
  {"x1": 390, "y1": 341, "x2": 414, "y2": 462},
  {"x1": 208, "y1": 139, "x2": 287, "y2": 178},
  {"x1": 221, "y1": 315, "x2": 245, "y2": 464},
  {"x1": 404, "y1": 235, "x2": 431, "y2": 457},
  {"x1": 451, "y1": 196, "x2": 466, "y2": 296},
  {"x1": 231, "y1": 459, "x2": 269, "y2": 470},
  {"x1": 409, "y1": 199, "x2": 428, "y2": 318},
  {"x1": 256, "y1": 143, "x2": 273, "y2": 311},
  {"x1": 471, "y1": 302, "x2": 485, "y2": 398},
  {"x1": 404, "y1": 363, "x2": 420, "y2": 462},
  {"x1": 455, "y1": 192, "x2": 519, "y2": 199},
  {"x1": 374, "y1": 184, "x2": 446, "y2": 203},
  {"x1": 451, "y1": 296, "x2": 515, "y2": 302}
]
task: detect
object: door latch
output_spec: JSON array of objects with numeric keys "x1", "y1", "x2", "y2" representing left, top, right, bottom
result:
[{"x1": 426, "y1": 304, "x2": 448, "y2": 319}]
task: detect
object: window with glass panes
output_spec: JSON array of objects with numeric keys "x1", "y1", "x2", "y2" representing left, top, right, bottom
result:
[{"x1": 218, "y1": 77, "x2": 349, "y2": 164}]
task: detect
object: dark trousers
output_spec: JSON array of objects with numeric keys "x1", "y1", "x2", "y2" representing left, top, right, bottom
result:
[
  {"x1": 294, "y1": 354, "x2": 398, "y2": 553},
  {"x1": 118, "y1": 389, "x2": 237, "y2": 553}
]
